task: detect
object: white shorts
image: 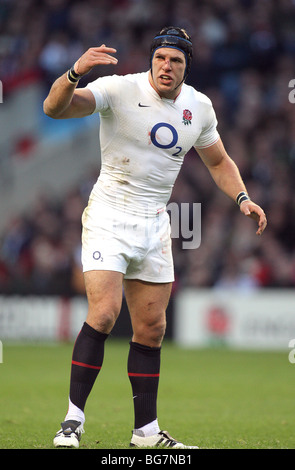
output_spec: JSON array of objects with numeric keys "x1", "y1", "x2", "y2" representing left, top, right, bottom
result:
[{"x1": 81, "y1": 200, "x2": 174, "y2": 283}]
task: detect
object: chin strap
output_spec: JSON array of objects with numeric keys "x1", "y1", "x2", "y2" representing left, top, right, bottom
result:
[{"x1": 174, "y1": 77, "x2": 185, "y2": 90}]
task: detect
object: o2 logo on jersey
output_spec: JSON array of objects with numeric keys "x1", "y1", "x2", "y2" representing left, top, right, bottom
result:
[
  {"x1": 150, "y1": 122, "x2": 182, "y2": 156},
  {"x1": 93, "y1": 251, "x2": 103, "y2": 262}
]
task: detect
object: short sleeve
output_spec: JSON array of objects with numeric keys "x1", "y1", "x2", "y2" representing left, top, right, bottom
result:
[
  {"x1": 194, "y1": 102, "x2": 219, "y2": 149},
  {"x1": 85, "y1": 76, "x2": 112, "y2": 113}
]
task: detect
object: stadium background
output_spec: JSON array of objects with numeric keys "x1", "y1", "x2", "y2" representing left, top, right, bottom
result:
[{"x1": 0, "y1": 0, "x2": 295, "y2": 450}]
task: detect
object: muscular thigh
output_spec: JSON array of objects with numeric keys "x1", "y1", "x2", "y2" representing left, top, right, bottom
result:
[
  {"x1": 84, "y1": 270, "x2": 124, "y2": 332},
  {"x1": 123, "y1": 279, "x2": 172, "y2": 347}
]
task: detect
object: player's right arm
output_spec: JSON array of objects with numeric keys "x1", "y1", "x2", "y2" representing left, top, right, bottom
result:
[{"x1": 43, "y1": 45, "x2": 118, "y2": 119}]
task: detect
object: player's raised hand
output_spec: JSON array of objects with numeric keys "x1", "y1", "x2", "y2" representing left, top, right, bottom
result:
[
  {"x1": 240, "y1": 200, "x2": 267, "y2": 236},
  {"x1": 74, "y1": 45, "x2": 118, "y2": 76}
]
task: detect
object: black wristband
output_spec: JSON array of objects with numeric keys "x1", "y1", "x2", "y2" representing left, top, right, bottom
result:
[
  {"x1": 67, "y1": 65, "x2": 81, "y2": 84},
  {"x1": 236, "y1": 191, "x2": 250, "y2": 206}
]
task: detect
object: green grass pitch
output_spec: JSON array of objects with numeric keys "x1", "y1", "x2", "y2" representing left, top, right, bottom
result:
[{"x1": 0, "y1": 339, "x2": 294, "y2": 449}]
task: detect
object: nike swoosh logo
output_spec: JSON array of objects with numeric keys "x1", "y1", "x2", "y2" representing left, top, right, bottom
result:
[{"x1": 138, "y1": 103, "x2": 151, "y2": 107}]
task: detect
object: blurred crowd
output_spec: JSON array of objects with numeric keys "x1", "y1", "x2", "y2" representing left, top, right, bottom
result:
[{"x1": 1, "y1": 0, "x2": 295, "y2": 295}]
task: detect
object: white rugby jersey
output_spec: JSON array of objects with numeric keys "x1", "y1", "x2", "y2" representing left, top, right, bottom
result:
[{"x1": 86, "y1": 71, "x2": 219, "y2": 216}]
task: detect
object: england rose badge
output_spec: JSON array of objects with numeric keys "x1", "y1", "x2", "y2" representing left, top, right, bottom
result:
[{"x1": 182, "y1": 109, "x2": 192, "y2": 125}]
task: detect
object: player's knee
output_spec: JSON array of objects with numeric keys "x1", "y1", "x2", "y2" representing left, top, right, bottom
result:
[
  {"x1": 152, "y1": 322, "x2": 166, "y2": 346},
  {"x1": 87, "y1": 301, "x2": 121, "y2": 333},
  {"x1": 137, "y1": 316, "x2": 166, "y2": 347}
]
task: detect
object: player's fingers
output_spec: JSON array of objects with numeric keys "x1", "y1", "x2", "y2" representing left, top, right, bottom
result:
[
  {"x1": 256, "y1": 213, "x2": 267, "y2": 236},
  {"x1": 90, "y1": 55, "x2": 118, "y2": 64},
  {"x1": 91, "y1": 45, "x2": 117, "y2": 54},
  {"x1": 241, "y1": 202, "x2": 267, "y2": 236},
  {"x1": 247, "y1": 209, "x2": 267, "y2": 235},
  {"x1": 88, "y1": 48, "x2": 118, "y2": 64},
  {"x1": 75, "y1": 49, "x2": 118, "y2": 75}
]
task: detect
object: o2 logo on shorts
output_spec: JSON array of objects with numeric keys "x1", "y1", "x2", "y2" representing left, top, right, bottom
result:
[
  {"x1": 150, "y1": 122, "x2": 182, "y2": 156},
  {"x1": 93, "y1": 251, "x2": 103, "y2": 262}
]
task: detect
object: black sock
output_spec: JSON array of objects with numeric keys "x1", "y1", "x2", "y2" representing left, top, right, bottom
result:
[
  {"x1": 128, "y1": 341, "x2": 161, "y2": 429},
  {"x1": 69, "y1": 322, "x2": 108, "y2": 412}
]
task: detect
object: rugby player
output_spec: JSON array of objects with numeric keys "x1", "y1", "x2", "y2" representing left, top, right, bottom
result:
[{"x1": 44, "y1": 27, "x2": 267, "y2": 449}]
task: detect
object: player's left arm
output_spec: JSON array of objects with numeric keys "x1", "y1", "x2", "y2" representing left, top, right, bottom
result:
[{"x1": 196, "y1": 137, "x2": 267, "y2": 236}]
